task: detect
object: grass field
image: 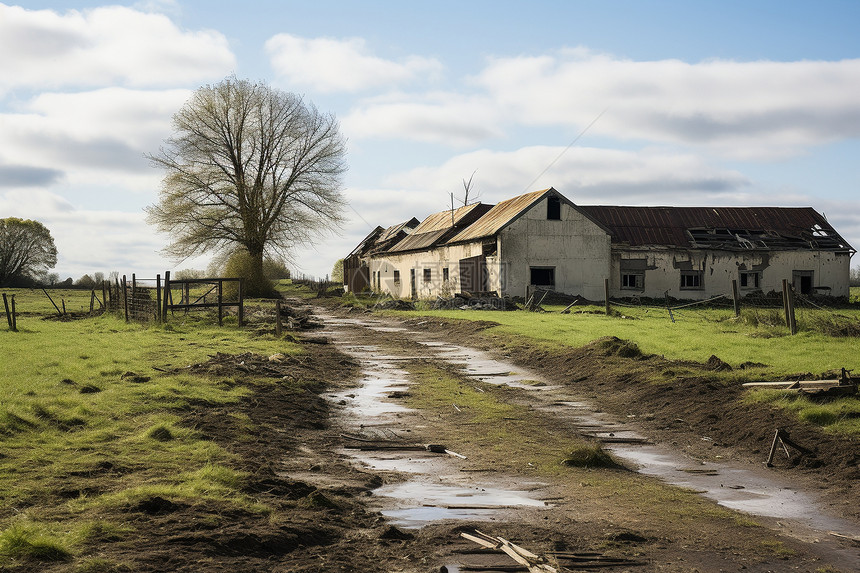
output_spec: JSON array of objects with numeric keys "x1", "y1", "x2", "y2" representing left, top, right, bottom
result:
[
  {"x1": 1, "y1": 288, "x2": 100, "y2": 316},
  {"x1": 396, "y1": 301, "x2": 860, "y2": 376},
  {"x1": 0, "y1": 310, "x2": 298, "y2": 564}
]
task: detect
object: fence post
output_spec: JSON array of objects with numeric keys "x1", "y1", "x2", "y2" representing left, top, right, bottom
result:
[
  {"x1": 217, "y1": 279, "x2": 223, "y2": 326},
  {"x1": 162, "y1": 271, "x2": 170, "y2": 321},
  {"x1": 122, "y1": 275, "x2": 129, "y2": 322},
  {"x1": 604, "y1": 278, "x2": 611, "y2": 316},
  {"x1": 275, "y1": 299, "x2": 282, "y2": 336},
  {"x1": 132, "y1": 274, "x2": 137, "y2": 320},
  {"x1": 156, "y1": 274, "x2": 162, "y2": 323},
  {"x1": 238, "y1": 279, "x2": 244, "y2": 327},
  {"x1": 90, "y1": 290, "x2": 95, "y2": 314},
  {"x1": 782, "y1": 279, "x2": 791, "y2": 329},
  {"x1": 102, "y1": 280, "x2": 108, "y2": 310},
  {"x1": 3, "y1": 293, "x2": 12, "y2": 331},
  {"x1": 10, "y1": 295, "x2": 16, "y2": 331},
  {"x1": 788, "y1": 285, "x2": 797, "y2": 335},
  {"x1": 731, "y1": 279, "x2": 740, "y2": 317}
]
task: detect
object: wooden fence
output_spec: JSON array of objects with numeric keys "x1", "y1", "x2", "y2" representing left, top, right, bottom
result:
[{"x1": 102, "y1": 273, "x2": 245, "y2": 325}]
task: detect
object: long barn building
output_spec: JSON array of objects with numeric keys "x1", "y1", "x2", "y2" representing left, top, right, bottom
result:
[{"x1": 344, "y1": 188, "x2": 854, "y2": 301}]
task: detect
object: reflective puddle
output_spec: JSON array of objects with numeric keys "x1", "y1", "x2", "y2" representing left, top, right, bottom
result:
[{"x1": 318, "y1": 312, "x2": 860, "y2": 548}]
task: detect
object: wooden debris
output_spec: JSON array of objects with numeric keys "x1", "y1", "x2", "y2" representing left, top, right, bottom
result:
[
  {"x1": 743, "y1": 369, "x2": 856, "y2": 397},
  {"x1": 765, "y1": 428, "x2": 812, "y2": 467},
  {"x1": 828, "y1": 531, "x2": 860, "y2": 545},
  {"x1": 460, "y1": 529, "x2": 558, "y2": 573}
]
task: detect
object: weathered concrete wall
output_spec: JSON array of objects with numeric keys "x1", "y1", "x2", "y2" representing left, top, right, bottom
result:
[
  {"x1": 369, "y1": 241, "x2": 488, "y2": 299},
  {"x1": 499, "y1": 199, "x2": 611, "y2": 300},
  {"x1": 610, "y1": 248, "x2": 852, "y2": 299}
]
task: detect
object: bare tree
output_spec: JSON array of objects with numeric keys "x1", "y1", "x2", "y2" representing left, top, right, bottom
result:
[{"x1": 146, "y1": 76, "x2": 347, "y2": 296}]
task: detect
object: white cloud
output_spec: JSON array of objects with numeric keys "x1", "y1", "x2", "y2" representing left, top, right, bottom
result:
[
  {"x1": 385, "y1": 145, "x2": 750, "y2": 205},
  {"x1": 475, "y1": 50, "x2": 860, "y2": 159},
  {"x1": 344, "y1": 48, "x2": 860, "y2": 159},
  {"x1": 0, "y1": 88, "x2": 188, "y2": 189},
  {"x1": 0, "y1": 4, "x2": 235, "y2": 94},
  {"x1": 343, "y1": 92, "x2": 501, "y2": 146},
  {"x1": 266, "y1": 33, "x2": 443, "y2": 93}
]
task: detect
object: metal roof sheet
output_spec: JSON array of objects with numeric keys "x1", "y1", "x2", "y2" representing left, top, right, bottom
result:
[
  {"x1": 377, "y1": 217, "x2": 420, "y2": 243},
  {"x1": 578, "y1": 205, "x2": 853, "y2": 251},
  {"x1": 447, "y1": 188, "x2": 550, "y2": 243},
  {"x1": 387, "y1": 203, "x2": 493, "y2": 253}
]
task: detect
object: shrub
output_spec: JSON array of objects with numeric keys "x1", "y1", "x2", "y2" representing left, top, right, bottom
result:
[{"x1": 223, "y1": 250, "x2": 277, "y2": 298}]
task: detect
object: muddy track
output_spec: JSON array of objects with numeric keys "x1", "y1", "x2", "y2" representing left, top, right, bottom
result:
[{"x1": 284, "y1": 301, "x2": 860, "y2": 573}]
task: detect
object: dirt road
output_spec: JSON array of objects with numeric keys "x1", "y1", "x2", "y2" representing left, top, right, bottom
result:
[{"x1": 270, "y1": 301, "x2": 859, "y2": 572}]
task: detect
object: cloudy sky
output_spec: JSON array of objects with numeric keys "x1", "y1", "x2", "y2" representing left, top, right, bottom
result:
[{"x1": 2, "y1": 0, "x2": 859, "y2": 281}]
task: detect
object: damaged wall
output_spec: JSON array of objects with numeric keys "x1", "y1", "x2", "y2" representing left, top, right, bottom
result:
[{"x1": 610, "y1": 248, "x2": 851, "y2": 299}]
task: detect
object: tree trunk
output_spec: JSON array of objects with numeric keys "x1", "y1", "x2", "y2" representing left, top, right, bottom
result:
[{"x1": 244, "y1": 248, "x2": 276, "y2": 298}]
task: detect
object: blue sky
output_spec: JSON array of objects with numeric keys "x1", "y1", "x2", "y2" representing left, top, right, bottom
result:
[{"x1": 1, "y1": 0, "x2": 859, "y2": 280}]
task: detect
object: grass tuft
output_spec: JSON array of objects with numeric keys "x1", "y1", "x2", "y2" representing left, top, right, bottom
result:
[
  {"x1": 561, "y1": 444, "x2": 619, "y2": 469},
  {"x1": 145, "y1": 424, "x2": 174, "y2": 442},
  {"x1": 0, "y1": 522, "x2": 71, "y2": 562}
]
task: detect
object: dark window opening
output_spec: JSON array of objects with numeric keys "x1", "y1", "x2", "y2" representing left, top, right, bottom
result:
[
  {"x1": 621, "y1": 273, "x2": 644, "y2": 290},
  {"x1": 739, "y1": 271, "x2": 760, "y2": 289},
  {"x1": 680, "y1": 271, "x2": 703, "y2": 290},
  {"x1": 442, "y1": 267, "x2": 449, "y2": 282},
  {"x1": 547, "y1": 196, "x2": 561, "y2": 220},
  {"x1": 393, "y1": 270, "x2": 400, "y2": 284},
  {"x1": 423, "y1": 268, "x2": 431, "y2": 283},
  {"x1": 793, "y1": 271, "x2": 814, "y2": 295},
  {"x1": 530, "y1": 267, "x2": 555, "y2": 287}
]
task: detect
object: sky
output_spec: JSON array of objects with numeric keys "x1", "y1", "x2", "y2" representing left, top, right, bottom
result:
[{"x1": 1, "y1": 0, "x2": 859, "y2": 281}]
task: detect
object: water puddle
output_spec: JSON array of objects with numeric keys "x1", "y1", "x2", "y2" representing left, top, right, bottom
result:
[
  {"x1": 377, "y1": 482, "x2": 547, "y2": 529},
  {"x1": 315, "y1": 310, "x2": 859, "y2": 562},
  {"x1": 321, "y1": 318, "x2": 549, "y2": 528}
]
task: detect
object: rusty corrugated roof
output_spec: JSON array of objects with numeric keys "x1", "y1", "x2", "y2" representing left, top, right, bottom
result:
[
  {"x1": 447, "y1": 188, "x2": 551, "y2": 244},
  {"x1": 578, "y1": 205, "x2": 854, "y2": 251},
  {"x1": 387, "y1": 203, "x2": 493, "y2": 253},
  {"x1": 346, "y1": 226, "x2": 384, "y2": 258},
  {"x1": 377, "y1": 217, "x2": 420, "y2": 243}
]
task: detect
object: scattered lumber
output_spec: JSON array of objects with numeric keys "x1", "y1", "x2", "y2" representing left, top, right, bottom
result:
[
  {"x1": 455, "y1": 530, "x2": 647, "y2": 572},
  {"x1": 743, "y1": 368, "x2": 856, "y2": 397},
  {"x1": 460, "y1": 529, "x2": 558, "y2": 573}
]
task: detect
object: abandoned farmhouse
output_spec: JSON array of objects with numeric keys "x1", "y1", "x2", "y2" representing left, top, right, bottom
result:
[{"x1": 344, "y1": 188, "x2": 854, "y2": 302}]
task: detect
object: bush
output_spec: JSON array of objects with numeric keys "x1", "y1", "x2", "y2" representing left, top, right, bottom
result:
[{"x1": 223, "y1": 250, "x2": 277, "y2": 298}]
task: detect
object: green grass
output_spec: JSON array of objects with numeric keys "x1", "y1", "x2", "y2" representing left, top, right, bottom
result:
[
  {"x1": 398, "y1": 304, "x2": 860, "y2": 376},
  {"x1": 0, "y1": 312, "x2": 301, "y2": 565},
  {"x1": 744, "y1": 390, "x2": 860, "y2": 433},
  {"x1": 0, "y1": 288, "x2": 98, "y2": 315}
]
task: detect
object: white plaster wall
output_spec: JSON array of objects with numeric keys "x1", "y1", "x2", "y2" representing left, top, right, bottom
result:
[
  {"x1": 499, "y1": 200, "x2": 611, "y2": 300},
  {"x1": 369, "y1": 241, "x2": 488, "y2": 299},
  {"x1": 610, "y1": 248, "x2": 851, "y2": 299}
]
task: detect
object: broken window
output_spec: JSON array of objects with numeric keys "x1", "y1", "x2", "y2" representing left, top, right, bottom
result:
[
  {"x1": 530, "y1": 267, "x2": 555, "y2": 288},
  {"x1": 621, "y1": 273, "x2": 644, "y2": 290},
  {"x1": 739, "y1": 271, "x2": 760, "y2": 289},
  {"x1": 547, "y1": 196, "x2": 561, "y2": 220},
  {"x1": 393, "y1": 270, "x2": 400, "y2": 284},
  {"x1": 442, "y1": 267, "x2": 449, "y2": 282},
  {"x1": 680, "y1": 271, "x2": 703, "y2": 290},
  {"x1": 423, "y1": 268, "x2": 431, "y2": 283}
]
